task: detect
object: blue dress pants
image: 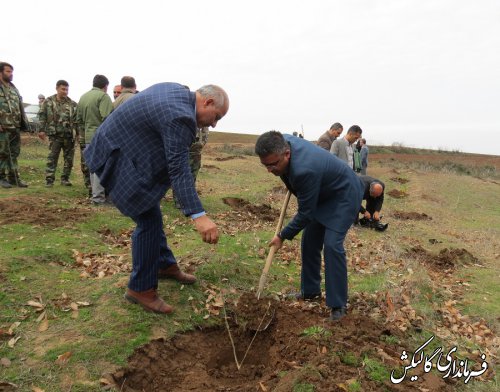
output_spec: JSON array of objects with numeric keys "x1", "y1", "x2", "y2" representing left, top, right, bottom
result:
[
  {"x1": 128, "y1": 204, "x2": 177, "y2": 291},
  {"x1": 300, "y1": 220, "x2": 348, "y2": 309}
]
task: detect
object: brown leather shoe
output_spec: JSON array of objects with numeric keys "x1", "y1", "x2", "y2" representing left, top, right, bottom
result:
[
  {"x1": 124, "y1": 288, "x2": 173, "y2": 314},
  {"x1": 158, "y1": 264, "x2": 196, "y2": 285}
]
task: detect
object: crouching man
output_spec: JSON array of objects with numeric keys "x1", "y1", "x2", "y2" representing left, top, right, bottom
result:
[
  {"x1": 357, "y1": 175, "x2": 388, "y2": 231},
  {"x1": 255, "y1": 131, "x2": 363, "y2": 321}
]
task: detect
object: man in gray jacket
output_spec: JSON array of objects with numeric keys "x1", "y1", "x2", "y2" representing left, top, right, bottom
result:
[{"x1": 330, "y1": 125, "x2": 362, "y2": 170}]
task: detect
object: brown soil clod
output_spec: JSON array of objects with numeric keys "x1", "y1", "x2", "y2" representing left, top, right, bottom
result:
[
  {"x1": 222, "y1": 197, "x2": 277, "y2": 222},
  {"x1": 231, "y1": 292, "x2": 277, "y2": 332},
  {"x1": 406, "y1": 245, "x2": 479, "y2": 270},
  {"x1": 390, "y1": 177, "x2": 410, "y2": 184},
  {"x1": 388, "y1": 189, "x2": 408, "y2": 198},
  {"x1": 392, "y1": 211, "x2": 432, "y2": 220}
]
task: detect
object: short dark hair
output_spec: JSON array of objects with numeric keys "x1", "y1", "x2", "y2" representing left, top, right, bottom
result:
[
  {"x1": 56, "y1": 80, "x2": 69, "y2": 88},
  {"x1": 347, "y1": 125, "x2": 362, "y2": 135},
  {"x1": 0, "y1": 62, "x2": 13, "y2": 72},
  {"x1": 92, "y1": 74, "x2": 109, "y2": 89},
  {"x1": 120, "y1": 76, "x2": 136, "y2": 89},
  {"x1": 330, "y1": 122, "x2": 342, "y2": 131},
  {"x1": 255, "y1": 131, "x2": 289, "y2": 157}
]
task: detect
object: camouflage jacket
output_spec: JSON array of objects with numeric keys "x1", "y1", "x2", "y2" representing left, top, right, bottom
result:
[
  {"x1": 39, "y1": 94, "x2": 78, "y2": 137},
  {"x1": 0, "y1": 82, "x2": 29, "y2": 131},
  {"x1": 189, "y1": 127, "x2": 209, "y2": 155}
]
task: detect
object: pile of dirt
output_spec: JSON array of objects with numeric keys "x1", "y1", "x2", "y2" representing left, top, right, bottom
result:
[
  {"x1": 0, "y1": 196, "x2": 91, "y2": 227},
  {"x1": 390, "y1": 177, "x2": 409, "y2": 184},
  {"x1": 406, "y1": 246, "x2": 478, "y2": 270},
  {"x1": 108, "y1": 299, "x2": 452, "y2": 392},
  {"x1": 222, "y1": 197, "x2": 277, "y2": 222},
  {"x1": 392, "y1": 211, "x2": 432, "y2": 220},
  {"x1": 230, "y1": 292, "x2": 277, "y2": 331},
  {"x1": 215, "y1": 156, "x2": 246, "y2": 161},
  {"x1": 387, "y1": 189, "x2": 408, "y2": 198}
]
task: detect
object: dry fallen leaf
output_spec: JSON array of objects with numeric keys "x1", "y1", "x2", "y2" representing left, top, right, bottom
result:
[
  {"x1": 70, "y1": 302, "x2": 79, "y2": 311},
  {"x1": 8, "y1": 336, "x2": 21, "y2": 348},
  {"x1": 38, "y1": 317, "x2": 49, "y2": 332},
  {"x1": 27, "y1": 300, "x2": 44, "y2": 309},
  {"x1": 55, "y1": 351, "x2": 72, "y2": 366},
  {"x1": 76, "y1": 301, "x2": 90, "y2": 306},
  {"x1": 36, "y1": 311, "x2": 46, "y2": 323},
  {"x1": 8, "y1": 322, "x2": 21, "y2": 335},
  {"x1": 31, "y1": 387, "x2": 45, "y2": 392}
]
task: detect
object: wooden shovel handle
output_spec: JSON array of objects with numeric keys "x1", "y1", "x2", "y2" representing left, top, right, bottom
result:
[{"x1": 257, "y1": 190, "x2": 291, "y2": 298}]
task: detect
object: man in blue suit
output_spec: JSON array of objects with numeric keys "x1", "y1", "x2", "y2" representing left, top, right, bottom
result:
[
  {"x1": 84, "y1": 83, "x2": 229, "y2": 314},
  {"x1": 255, "y1": 131, "x2": 363, "y2": 320}
]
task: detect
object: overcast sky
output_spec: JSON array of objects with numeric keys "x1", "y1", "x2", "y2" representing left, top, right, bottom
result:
[{"x1": 4, "y1": 0, "x2": 499, "y2": 155}]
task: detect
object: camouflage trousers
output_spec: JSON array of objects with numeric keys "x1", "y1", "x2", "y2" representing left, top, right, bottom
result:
[
  {"x1": 79, "y1": 143, "x2": 91, "y2": 189},
  {"x1": 45, "y1": 135, "x2": 75, "y2": 183},
  {"x1": 0, "y1": 128, "x2": 21, "y2": 179}
]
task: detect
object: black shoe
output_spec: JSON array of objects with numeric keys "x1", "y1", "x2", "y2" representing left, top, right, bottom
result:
[
  {"x1": 330, "y1": 307, "x2": 347, "y2": 321},
  {"x1": 288, "y1": 291, "x2": 322, "y2": 301},
  {"x1": 0, "y1": 179, "x2": 12, "y2": 189},
  {"x1": 9, "y1": 178, "x2": 28, "y2": 187},
  {"x1": 60, "y1": 179, "x2": 72, "y2": 186},
  {"x1": 46, "y1": 181, "x2": 54, "y2": 188}
]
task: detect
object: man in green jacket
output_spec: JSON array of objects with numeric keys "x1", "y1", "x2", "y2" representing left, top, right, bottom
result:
[
  {"x1": 0, "y1": 62, "x2": 29, "y2": 188},
  {"x1": 76, "y1": 75, "x2": 113, "y2": 204},
  {"x1": 38, "y1": 80, "x2": 78, "y2": 187}
]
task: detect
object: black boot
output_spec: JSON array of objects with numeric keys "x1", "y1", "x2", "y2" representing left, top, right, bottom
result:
[{"x1": 8, "y1": 172, "x2": 28, "y2": 188}]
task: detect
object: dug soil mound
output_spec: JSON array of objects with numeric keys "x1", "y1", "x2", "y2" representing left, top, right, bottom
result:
[
  {"x1": 0, "y1": 196, "x2": 90, "y2": 227},
  {"x1": 222, "y1": 197, "x2": 277, "y2": 222},
  {"x1": 215, "y1": 156, "x2": 246, "y2": 161},
  {"x1": 406, "y1": 246, "x2": 479, "y2": 270},
  {"x1": 387, "y1": 189, "x2": 408, "y2": 199},
  {"x1": 109, "y1": 299, "x2": 452, "y2": 392},
  {"x1": 392, "y1": 211, "x2": 432, "y2": 220}
]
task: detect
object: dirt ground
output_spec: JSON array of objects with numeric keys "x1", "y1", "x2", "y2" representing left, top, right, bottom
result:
[
  {"x1": 0, "y1": 196, "x2": 90, "y2": 227},
  {"x1": 108, "y1": 295, "x2": 454, "y2": 392}
]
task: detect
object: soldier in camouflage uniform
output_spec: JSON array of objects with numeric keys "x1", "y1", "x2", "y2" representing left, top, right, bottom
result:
[
  {"x1": 38, "y1": 80, "x2": 78, "y2": 187},
  {"x1": 173, "y1": 127, "x2": 209, "y2": 208},
  {"x1": 0, "y1": 62, "x2": 29, "y2": 188}
]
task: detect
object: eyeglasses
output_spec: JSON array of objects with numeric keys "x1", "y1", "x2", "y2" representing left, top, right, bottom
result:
[
  {"x1": 261, "y1": 155, "x2": 284, "y2": 169},
  {"x1": 113, "y1": 91, "x2": 120, "y2": 94}
]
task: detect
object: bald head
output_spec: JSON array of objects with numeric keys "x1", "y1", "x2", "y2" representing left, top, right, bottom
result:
[{"x1": 370, "y1": 182, "x2": 384, "y2": 198}]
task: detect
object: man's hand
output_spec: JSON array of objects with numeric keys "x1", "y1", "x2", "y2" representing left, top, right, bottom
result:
[
  {"x1": 364, "y1": 211, "x2": 371, "y2": 219},
  {"x1": 193, "y1": 215, "x2": 219, "y2": 244},
  {"x1": 38, "y1": 131, "x2": 46, "y2": 141},
  {"x1": 373, "y1": 211, "x2": 380, "y2": 221},
  {"x1": 269, "y1": 235, "x2": 283, "y2": 251}
]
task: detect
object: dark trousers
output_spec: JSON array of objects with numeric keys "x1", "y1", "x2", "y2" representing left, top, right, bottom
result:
[
  {"x1": 46, "y1": 135, "x2": 75, "y2": 182},
  {"x1": 301, "y1": 220, "x2": 348, "y2": 309},
  {"x1": 129, "y1": 204, "x2": 177, "y2": 291}
]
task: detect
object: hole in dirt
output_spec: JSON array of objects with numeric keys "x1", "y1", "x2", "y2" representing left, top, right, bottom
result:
[
  {"x1": 387, "y1": 189, "x2": 408, "y2": 198},
  {"x1": 0, "y1": 196, "x2": 91, "y2": 227},
  {"x1": 222, "y1": 197, "x2": 277, "y2": 222},
  {"x1": 392, "y1": 211, "x2": 432, "y2": 220},
  {"x1": 108, "y1": 299, "x2": 453, "y2": 392},
  {"x1": 390, "y1": 177, "x2": 409, "y2": 184},
  {"x1": 214, "y1": 156, "x2": 246, "y2": 161}
]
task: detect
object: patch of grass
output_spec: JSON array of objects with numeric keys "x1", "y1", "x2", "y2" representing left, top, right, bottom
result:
[
  {"x1": 338, "y1": 351, "x2": 361, "y2": 367},
  {"x1": 300, "y1": 325, "x2": 332, "y2": 339},
  {"x1": 350, "y1": 272, "x2": 387, "y2": 293},
  {"x1": 293, "y1": 383, "x2": 315, "y2": 392},
  {"x1": 363, "y1": 356, "x2": 391, "y2": 384},
  {"x1": 347, "y1": 380, "x2": 362, "y2": 392}
]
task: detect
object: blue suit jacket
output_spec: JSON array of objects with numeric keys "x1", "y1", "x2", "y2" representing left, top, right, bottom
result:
[
  {"x1": 84, "y1": 83, "x2": 203, "y2": 218},
  {"x1": 280, "y1": 134, "x2": 364, "y2": 239}
]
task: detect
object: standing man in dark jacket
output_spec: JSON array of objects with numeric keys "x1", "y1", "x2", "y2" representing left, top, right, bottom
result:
[
  {"x1": 84, "y1": 83, "x2": 229, "y2": 314},
  {"x1": 38, "y1": 80, "x2": 78, "y2": 187},
  {"x1": 256, "y1": 131, "x2": 363, "y2": 321},
  {"x1": 0, "y1": 62, "x2": 29, "y2": 188}
]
